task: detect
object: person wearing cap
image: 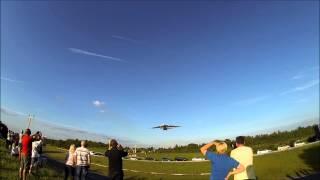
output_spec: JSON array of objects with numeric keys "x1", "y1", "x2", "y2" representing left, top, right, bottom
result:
[
  {"x1": 19, "y1": 129, "x2": 32, "y2": 180},
  {"x1": 200, "y1": 140, "x2": 245, "y2": 180}
]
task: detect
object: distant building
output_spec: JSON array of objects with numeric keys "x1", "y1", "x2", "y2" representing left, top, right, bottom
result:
[
  {"x1": 192, "y1": 157, "x2": 206, "y2": 161},
  {"x1": 257, "y1": 149, "x2": 272, "y2": 155},
  {"x1": 277, "y1": 145, "x2": 290, "y2": 151}
]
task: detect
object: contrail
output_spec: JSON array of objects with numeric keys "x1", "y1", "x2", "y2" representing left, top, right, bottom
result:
[{"x1": 69, "y1": 48, "x2": 125, "y2": 62}]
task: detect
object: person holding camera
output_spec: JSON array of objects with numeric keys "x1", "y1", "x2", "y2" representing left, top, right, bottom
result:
[
  {"x1": 29, "y1": 133, "x2": 43, "y2": 175},
  {"x1": 105, "y1": 139, "x2": 128, "y2": 180},
  {"x1": 200, "y1": 140, "x2": 245, "y2": 180}
]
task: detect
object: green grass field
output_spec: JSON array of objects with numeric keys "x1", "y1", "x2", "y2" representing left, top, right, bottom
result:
[
  {"x1": 44, "y1": 142, "x2": 320, "y2": 180},
  {"x1": 88, "y1": 146, "x2": 203, "y2": 161},
  {"x1": 0, "y1": 140, "x2": 63, "y2": 180}
]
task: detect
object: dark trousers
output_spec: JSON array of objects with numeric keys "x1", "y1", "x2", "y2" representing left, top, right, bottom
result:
[
  {"x1": 75, "y1": 166, "x2": 88, "y2": 180},
  {"x1": 110, "y1": 172, "x2": 123, "y2": 180},
  {"x1": 64, "y1": 165, "x2": 74, "y2": 180}
]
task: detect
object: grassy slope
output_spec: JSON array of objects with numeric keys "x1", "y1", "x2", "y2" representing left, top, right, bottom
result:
[
  {"x1": 45, "y1": 142, "x2": 320, "y2": 180},
  {"x1": 254, "y1": 142, "x2": 320, "y2": 180},
  {"x1": 0, "y1": 140, "x2": 63, "y2": 180}
]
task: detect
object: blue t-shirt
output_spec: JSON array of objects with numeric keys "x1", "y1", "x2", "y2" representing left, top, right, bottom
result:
[{"x1": 206, "y1": 151, "x2": 239, "y2": 180}]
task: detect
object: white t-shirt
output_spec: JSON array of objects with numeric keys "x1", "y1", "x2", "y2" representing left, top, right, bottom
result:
[
  {"x1": 75, "y1": 147, "x2": 90, "y2": 166},
  {"x1": 19, "y1": 133, "x2": 23, "y2": 143},
  {"x1": 231, "y1": 146, "x2": 256, "y2": 180},
  {"x1": 31, "y1": 140, "x2": 42, "y2": 158},
  {"x1": 66, "y1": 152, "x2": 76, "y2": 166},
  {"x1": 11, "y1": 144, "x2": 19, "y2": 155}
]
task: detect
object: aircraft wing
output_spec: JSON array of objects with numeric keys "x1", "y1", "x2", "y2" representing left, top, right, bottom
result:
[
  {"x1": 167, "y1": 125, "x2": 180, "y2": 128},
  {"x1": 152, "y1": 126, "x2": 161, "y2": 129}
]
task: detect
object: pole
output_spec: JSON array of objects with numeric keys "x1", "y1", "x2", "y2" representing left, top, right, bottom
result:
[{"x1": 27, "y1": 114, "x2": 34, "y2": 129}]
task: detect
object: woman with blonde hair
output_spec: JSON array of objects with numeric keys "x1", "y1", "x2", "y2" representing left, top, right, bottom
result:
[
  {"x1": 200, "y1": 140, "x2": 245, "y2": 180},
  {"x1": 64, "y1": 144, "x2": 76, "y2": 180}
]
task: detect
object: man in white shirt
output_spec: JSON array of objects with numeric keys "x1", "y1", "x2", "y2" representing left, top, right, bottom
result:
[
  {"x1": 75, "y1": 140, "x2": 91, "y2": 180},
  {"x1": 231, "y1": 136, "x2": 256, "y2": 180},
  {"x1": 29, "y1": 134, "x2": 43, "y2": 174}
]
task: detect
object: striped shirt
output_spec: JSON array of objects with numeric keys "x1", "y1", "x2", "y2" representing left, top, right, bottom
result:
[{"x1": 75, "y1": 147, "x2": 90, "y2": 166}]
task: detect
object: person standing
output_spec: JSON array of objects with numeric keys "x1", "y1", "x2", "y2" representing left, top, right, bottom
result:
[
  {"x1": 18, "y1": 130, "x2": 24, "y2": 152},
  {"x1": 19, "y1": 129, "x2": 32, "y2": 180},
  {"x1": 74, "y1": 141, "x2": 90, "y2": 180},
  {"x1": 29, "y1": 134, "x2": 43, "y2": 175},
  {"x1": 64, "y1": 144, "x2": 76, "y2": 180},
  {"x1": 6, "y1": 130, "x2": 13, "y2": 150},
  {"x1": 231, "y1": 136, "x2": 256, "y2": 180},
  {"x1": 105, "y1": 139, "x2": 128, "y2": 180},
  {"x1": 200, "y1": 140, "x2": 245, "y2": 180}
]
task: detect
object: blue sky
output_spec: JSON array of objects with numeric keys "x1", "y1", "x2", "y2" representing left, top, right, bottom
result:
[{"x1": 1, "y1": 1, "x2": 319, "y2": 146}]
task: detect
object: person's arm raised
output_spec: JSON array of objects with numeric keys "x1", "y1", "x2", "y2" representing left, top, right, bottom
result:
[
  {"x1": 117, "y1": 144, "x2": 123, "y2": 151},
  {"x1": 200, "y1": 141, "x2": 218, "y2": 155}
]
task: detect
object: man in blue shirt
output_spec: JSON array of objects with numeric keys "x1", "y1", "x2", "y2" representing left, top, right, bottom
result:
[{"x1": 200, "y1": 140, "x2": 245, "y2": 180}]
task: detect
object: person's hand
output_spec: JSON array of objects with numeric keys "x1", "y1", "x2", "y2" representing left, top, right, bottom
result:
[
  {"x1": 117, "y1": 144, "x2": 123, "y2": 150},
  {"x1": 225, "y1": 172, "x2": 231, "y2": 180},
  {"x1": 107, "y1": 139, "x2": 111, "y2": 150},
  {"x1": 224, "y1": 175, "x2": 230, "y2": 180}
]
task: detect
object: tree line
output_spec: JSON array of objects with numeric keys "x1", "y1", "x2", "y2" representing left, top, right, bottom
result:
[{"x1": 45, "y1": 125, "x2": 318, "y2": 154}]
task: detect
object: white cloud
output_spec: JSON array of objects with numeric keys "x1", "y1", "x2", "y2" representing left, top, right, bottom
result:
[
  {"x1": 1, "y1": 108, "x2": 137, "y2": 145},
  {"x1": 68, "y1": 48, "x2": 125, "y2": 62},
  {"x1": 281, "y1": 79, "x2": 319, "y2": 95},
  {"x1": 1, "y1": 77, "x2": 23, "y2": 83},
  {"x1": 111, "y1": 35, "x2": 139, "y2": 43},
  {"x1": 1, "y1": 107, "x2": 27, "y2": 117},
  {"x1": 99, "y1": 110, "x2": 105, "y2": 113},
  {"x1": 291, "y1": 74, "x2": 304, "y2": 80},
  {"x1": 92, "y1": 100, "x2": 105, "y2": 107},
  {"x1": 291, "y1": 66, "x2": 319, "y2": 80}
]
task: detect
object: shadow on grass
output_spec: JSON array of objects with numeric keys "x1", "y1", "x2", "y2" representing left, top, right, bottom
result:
[
  {"x1": 286, "y1": 143, "x2": 320, "y2": 180},
  {"x1": 45, "y1": 156, "x2": 110, "y2": 180}
]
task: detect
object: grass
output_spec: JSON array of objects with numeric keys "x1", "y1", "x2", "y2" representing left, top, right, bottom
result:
[
  {"x1": 1, "y1": 139, "x2": 319, "y2": 179},
  {"x1": 45, "y1": 145, "x2": 210, "y2": 180},
  {"x1": 44, "y1": 142, "x2": 320, "y2": 180},
  {"x1": 0, "y1": 139, "x2": 63, "y2": 180},
  {"x1": 89, "y1": 146, "x2": 203, "y2": 161}
]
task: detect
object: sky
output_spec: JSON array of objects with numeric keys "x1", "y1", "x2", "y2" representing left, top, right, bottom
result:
[{"x1": 1, "y1": 1, "x2": 319, "y2": 147}]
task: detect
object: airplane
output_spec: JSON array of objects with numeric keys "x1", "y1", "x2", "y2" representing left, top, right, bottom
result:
[{"x1": 152, "y1": 124, "x2": 181, "y2": 131}]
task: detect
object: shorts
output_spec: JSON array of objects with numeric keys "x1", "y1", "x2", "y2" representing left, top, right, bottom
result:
[{"x1": 20, "y1": 154, "x2": 31, "y2": 170}]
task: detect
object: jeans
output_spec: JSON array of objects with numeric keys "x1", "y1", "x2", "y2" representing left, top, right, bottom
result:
[
  {"x1": 75, "y1": 166, "x2": 88, "y2": 180},
  {"x1": 64, "y1": 165, "x2": 74, "y2": 180}
]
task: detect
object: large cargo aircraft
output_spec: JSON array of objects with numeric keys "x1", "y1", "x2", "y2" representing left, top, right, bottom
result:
[{"x1": 152, "y1": 124, "x2": 180, "y2": 131}]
